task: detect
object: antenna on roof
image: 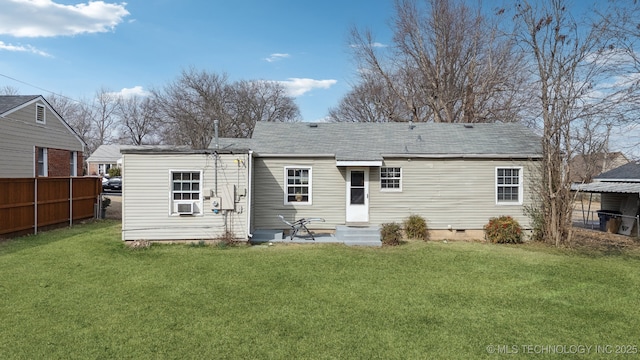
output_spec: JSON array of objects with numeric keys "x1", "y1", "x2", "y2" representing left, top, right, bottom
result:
[{"x1": 409, "y1": 120, "x2": 415, "y2": 130}]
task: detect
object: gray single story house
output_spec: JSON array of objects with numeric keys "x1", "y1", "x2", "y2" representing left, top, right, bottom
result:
[
  {"x1": 120, "y1": 122, "x2": 542, "y2": 244},
  {"x1": 0, "y1": 95, "x2": 85, "y2": 177}
]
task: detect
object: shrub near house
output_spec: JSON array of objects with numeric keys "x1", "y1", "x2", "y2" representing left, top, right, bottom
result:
[{"x1": 484, "y1": 216, "x2": 523, "y2": 243}]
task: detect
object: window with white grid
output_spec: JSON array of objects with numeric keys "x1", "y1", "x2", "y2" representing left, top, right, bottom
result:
[
  {"x1": 284, "y1": 167, "x2": 312, "y2": 205},
  {"x1": 380, "y1": 167, "x2": 402, "y2": 191},
  {"x1": 496, "y1": 167, "x2": 522, "y2": 205}
]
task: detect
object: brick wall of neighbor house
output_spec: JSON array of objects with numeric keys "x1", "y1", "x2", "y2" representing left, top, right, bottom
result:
[
  {"x1": 77, "y1": 153, "x2": 84, "y2": 176},
  {"x1": 88, "y1": 163, "x2": 98, "y2": 176},
  {"x1": 47, "y1": 148, "x2": 70, "y2": 177},
  {"x1": 35, "y1": 147, "x2": 83, "y2": 177}
]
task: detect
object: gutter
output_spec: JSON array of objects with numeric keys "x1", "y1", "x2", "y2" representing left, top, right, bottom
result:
[
  {"x1": 252, "y1": 153, "x2": 335, "y2": 158},
  {"x1": 246, "y1": 150, "x2": 253, "y2": 240},
  {"x1": 381, "y1": 153, "x2": 543, "y2": 159}
]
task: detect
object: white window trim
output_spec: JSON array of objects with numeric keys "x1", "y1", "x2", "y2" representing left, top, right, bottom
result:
[
  {"x1": 37, "y1": 147, "x2": 48, "y2": 177},
  {"x1": 36, "y1": 104, "x2": 46, "y2": 124},
  {"x1": 380, "y1": 167, "x2": 402, "y2": 192},
  {"x1": 70, "y1": 151, "x2": 77, "y2": 176},
  {"x1": 169, "y1": 169, "x2": 204, "y2": 216},
  {"x1": 284, "y1": 166, "x2": 313, "y2": 205},
  {"x1": 495, "y1": 166, "x2": 523, "y2": 205}
]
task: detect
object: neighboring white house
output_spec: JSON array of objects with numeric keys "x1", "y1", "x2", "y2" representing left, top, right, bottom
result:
[
  {"x1": 86, "y1": 144, "x2": 122, "y2": 176},
  {"x1": 119, "y1": 122, "x2": 541, "y2": 243}
]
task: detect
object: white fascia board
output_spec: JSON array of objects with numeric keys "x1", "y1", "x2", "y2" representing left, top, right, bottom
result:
[{"x1": 335, "y1": 160, "x2": 383, "y2": 167}]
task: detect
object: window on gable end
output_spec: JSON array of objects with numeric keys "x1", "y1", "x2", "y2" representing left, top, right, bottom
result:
[{"x1": 36, "y1": 104, "x2": 46, "y2": 124}]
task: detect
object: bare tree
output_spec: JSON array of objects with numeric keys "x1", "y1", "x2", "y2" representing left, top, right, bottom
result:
[
  {"x1": 153, "y1": 68, "x2": 301, "y2": 148},
  {"x1": 342, "y1": 0, "x2": 528, "y2": 123},
  {"x1": 509, "y1": 0, "x2": 640, "y2": 246},
  {"x1": 91, "y1": 87, "x2": 119, "y2": 147},
  {"x1": 153, "y1": 68, "x2": 230, "y2": 149},
  {"x1": 328, "y1": 74, "x2": 413, "y2": 122},
  {"x1": 0, "y1": 85, "x2": 20, "y2": 95},
  {"x1": 45, "y1": 93, "x2": 81, "y2": 123},
  {"x1": 226, "y1": 80, "x2": 300, "y2": 137},
  {"x1": 117, "y1": 95, "x2": 161, "y2": 145}
]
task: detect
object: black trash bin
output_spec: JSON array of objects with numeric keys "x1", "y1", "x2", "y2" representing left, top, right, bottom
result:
[{"x1": 597, "y1": 210, "x2": 621, "y2": 231}]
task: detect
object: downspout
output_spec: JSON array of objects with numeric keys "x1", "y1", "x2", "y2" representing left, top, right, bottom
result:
[
  {"x1": 214, "y1": 120, "x2": 219, "y2": 195},
  {"x1": 246, "y1": 150, "x2": 253, "y2": 240}
]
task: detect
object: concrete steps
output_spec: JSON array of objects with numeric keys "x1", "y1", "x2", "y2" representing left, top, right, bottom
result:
[{"x1": 335, "y1": 225, "x2": 381, "y2": 247}]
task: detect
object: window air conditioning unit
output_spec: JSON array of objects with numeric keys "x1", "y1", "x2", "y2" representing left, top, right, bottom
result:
[{"x1": 176, "y1": 202, "x2": 194, "y2": 215}]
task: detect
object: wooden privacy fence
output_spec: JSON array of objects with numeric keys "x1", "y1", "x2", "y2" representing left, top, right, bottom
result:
[{"x1": 0, "y1": 177, "x2": 102, "y2": 238}]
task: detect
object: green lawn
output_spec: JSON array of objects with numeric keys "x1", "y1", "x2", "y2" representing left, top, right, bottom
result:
[{"x1": 1, "y1": 221, "x2": 639, "y2": 359}]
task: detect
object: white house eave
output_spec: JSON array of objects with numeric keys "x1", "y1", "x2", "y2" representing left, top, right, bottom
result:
[
  {"x1": 253, "y1": 153, "x2": 335, "y2": 158},
  {"x1": 335, "y1": 160, "x2": 383, "y2": 167}
]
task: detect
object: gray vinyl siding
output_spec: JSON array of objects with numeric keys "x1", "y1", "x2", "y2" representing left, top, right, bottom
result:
[
  {"x1": 252, "y1": 157, "x2": 345, "y2": 230},
  {"x1": 253, "y1": 157, "x2": 538, "y2": 231},
  {"x1": 0, "y1": 100, "x2": 83, "y2": 177},
  {"x1": 122, "y1": 153, "x2": 249, "y2": 241},
  {"x1": 601, "y1": 193, "x2": 636, "y2": 213},
  {"x1": 370, "y1": 158, "x2": 536, "y2": 230}
]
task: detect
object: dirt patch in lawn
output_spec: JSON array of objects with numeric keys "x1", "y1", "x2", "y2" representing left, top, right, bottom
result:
[{"x1": 571, "y1": 227, "x2": 639, "y2": 253}]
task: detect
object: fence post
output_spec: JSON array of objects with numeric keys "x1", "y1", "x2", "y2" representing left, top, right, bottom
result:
[
  {"x1": 69, "y1": 177, "x2": 73, "y2": 227},
  {"x1": 34, "y1": 177, "x2": 38, "y2": 235}
]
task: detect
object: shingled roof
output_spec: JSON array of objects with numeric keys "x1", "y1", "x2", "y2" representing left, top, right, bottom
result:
[
  {"x1": 86, "y1": 144, "x2": 123, "y2": 162},
  {"x1": 246, "y1": 122, "x2": 541, "y2": 160},
  {"x1": 595, "y1": 161, "x2": 640, "y2": 181},
  {"x1": 0, "y1": 95, "x2": 40, "y2": 114}
]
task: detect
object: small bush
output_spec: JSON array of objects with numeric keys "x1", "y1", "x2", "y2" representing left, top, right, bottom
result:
[
  {"x1": 108, "y1": 167, "x2": 121, "y2": 177},
  {"x1": 101, "y1": 197, "x2": 111, "y2": 209},
  {"x1": 483, "y1": 216, "x2": 523, "y2": 244},
  {"x1": 403, "y1": 215, "x2": 429, "y2": 241},
  {"x1": 380, "y1": 222, "x2": 402, "y2": 246}
]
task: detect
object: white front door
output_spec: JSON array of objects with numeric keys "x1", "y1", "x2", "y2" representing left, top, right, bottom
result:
[{"x1": 346, "y1": 168, "x2": 369, "y2": 223}]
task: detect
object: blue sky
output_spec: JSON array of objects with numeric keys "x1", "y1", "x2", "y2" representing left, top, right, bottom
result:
[
  {"x1": 0, "y1": 0, "x2": 399, "y2": 121},
  {"x1": 0, "y1": 0, "x2": 637, "y2": 158}
]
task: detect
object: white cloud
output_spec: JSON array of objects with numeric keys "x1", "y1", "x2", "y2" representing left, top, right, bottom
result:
[
  {"x1": 265, "y1": 53, "x2": 290, "y2": 62},
  {"x1": 278, "y1": 78, "x2": 337, "y2": 97},
  {"x1": 0, "y1": 0, "x2": 130, "y2": 37},
  {"x1": 109, "y1": 86, "x2": 149, "y2": 98},
  {"x1": 0, "y1": 40, "x2": 51, "y2": 56}
]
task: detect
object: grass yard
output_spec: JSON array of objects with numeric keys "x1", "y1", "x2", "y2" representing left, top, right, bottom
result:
[{"x1": 1, "y1": 221, "x2": 639, "y2": 359}]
